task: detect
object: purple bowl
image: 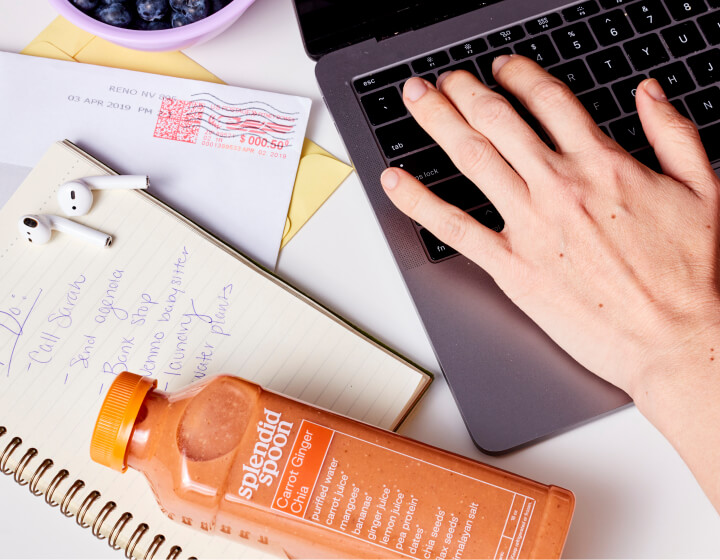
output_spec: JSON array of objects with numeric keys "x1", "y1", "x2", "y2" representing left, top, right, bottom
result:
[{"x1": 48, "y1": 0, "x2": 257, "y2": 52}]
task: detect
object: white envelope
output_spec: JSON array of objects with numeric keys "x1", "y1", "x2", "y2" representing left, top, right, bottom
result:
[{"x1": 0, "y1": 51, "x2": 311, "y2": 269}]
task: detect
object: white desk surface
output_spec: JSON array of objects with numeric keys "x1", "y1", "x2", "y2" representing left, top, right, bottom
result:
[{"x1": 0, "y1": 1, "x2": 718, "y2": 558}]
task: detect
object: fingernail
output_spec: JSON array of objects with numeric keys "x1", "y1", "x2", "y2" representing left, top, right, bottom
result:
[
  {"x1": 404, "y1": 78, "x2": 428, "y2": 102},
  {"x1": 381, "y1": 168, "x2": 399, "y2": 190},
  {"x1": 492, "y1": 54, "x2": 512, "y2": 74},
  {"x1": 644, "y1": 78, "x2": 667, "y2": 102},
  {"x1": 436, "y1": 71, "x2": 451, "y2": 89}
]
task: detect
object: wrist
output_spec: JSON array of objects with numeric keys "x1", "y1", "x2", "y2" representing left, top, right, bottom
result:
[{"x1": 631, "y1": 311, "x2": 720, "y2": 427}]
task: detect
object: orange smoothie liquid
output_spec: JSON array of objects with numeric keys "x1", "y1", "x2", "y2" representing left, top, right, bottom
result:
[{"x1": 91, "y1": 373, "x2": 575, "y2": 559}]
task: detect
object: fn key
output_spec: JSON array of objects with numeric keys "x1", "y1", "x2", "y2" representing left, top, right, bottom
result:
[{"x1": 419, "y1": 228, "x2": 458, "y2": 261}]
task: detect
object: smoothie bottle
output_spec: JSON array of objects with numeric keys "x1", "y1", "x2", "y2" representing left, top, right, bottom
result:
[{"x1": 91, "y1": 372, "x2": 575, "y2": 559}]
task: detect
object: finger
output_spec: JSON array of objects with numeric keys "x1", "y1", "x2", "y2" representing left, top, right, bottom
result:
[
  {"x1": 402, "y1": 77, "x2": 528, "y2": 215},
  {"x1": 381, "y1": 167, "x2": 509, "y2": 275},
  {"x1": 635, "y1": 78, "x2": 717, "y2": 192},
  {"x1": 492, "y1": 54, "x2": 607, "y2": 153},
  {"x1": 435, "y1": 69, "x2": 555, "y2": 179}
]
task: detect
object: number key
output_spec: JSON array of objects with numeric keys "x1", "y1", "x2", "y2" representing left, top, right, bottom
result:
[
  {"x1": 589, "y1": 10, "x2": 634, "y2": 45},
  {"x1": 514, "y1": 35, "x2": 560, "y2": 67},
  {"x1": 663, "y1": 0, "x2": 707, "y2": 21},
  {"x1": 626, "y1": 0, "x2": 671, "y2": 33},
  {"x1": 552, "y1": 22, "x2": 598, "y2": 58}
]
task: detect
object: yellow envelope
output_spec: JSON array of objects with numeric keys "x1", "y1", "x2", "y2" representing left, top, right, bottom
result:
[{"x1": 22, "y1": 16, "x2": 352, "y2": 249}]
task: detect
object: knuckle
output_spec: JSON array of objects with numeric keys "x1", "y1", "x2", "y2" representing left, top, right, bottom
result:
[
  {"x1": 527, "y1": 77, "x2": 572, "y2": 111},
  {"x1": 469, "y1": 94, "x2": 514, "y2": 129},
  {"x1": 664, "y1": 112, "x2": 701, "y2": 142},
  {"x1": 436, "y1": 208, "x2": 470, "y2": 247},
  {"x1": 454, "y1": 135, "x2": 497, "y2": 176}
]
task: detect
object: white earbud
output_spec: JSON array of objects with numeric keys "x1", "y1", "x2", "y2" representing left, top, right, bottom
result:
[
  {"x1": 18, "y1": 214, "x2": 112, "y2": 247},
  {"x1": 57, "y1": 175, "x2": 149, "y2": 216}
]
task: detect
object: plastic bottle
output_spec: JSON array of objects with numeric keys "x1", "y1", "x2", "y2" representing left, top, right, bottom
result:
[{"x1": 90, "y1": 372, "x2": 575, "y2": 558}]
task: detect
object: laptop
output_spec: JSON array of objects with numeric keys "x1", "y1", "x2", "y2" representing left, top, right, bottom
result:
[{"x1": 293, "y1": 0, "x2": 720, "y2": 453}]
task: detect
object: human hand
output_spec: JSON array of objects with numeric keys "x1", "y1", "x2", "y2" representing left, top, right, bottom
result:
[{"x1": 381, "y1": 55, "x2": 720, "y2": 400}]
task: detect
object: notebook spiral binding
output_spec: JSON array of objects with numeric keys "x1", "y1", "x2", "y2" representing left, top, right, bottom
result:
[{"x1": 0, "y1": 425, "x2": 194, "y2": 560}]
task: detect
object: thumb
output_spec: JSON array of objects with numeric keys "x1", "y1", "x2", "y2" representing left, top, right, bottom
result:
[{"x1": 636, "y1": 78, "x2": 716, "y2": 191}]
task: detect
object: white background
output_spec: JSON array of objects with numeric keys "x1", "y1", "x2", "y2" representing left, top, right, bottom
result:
[{"x1": 0, "y1": 0, "x2": 718, "y2": 558}]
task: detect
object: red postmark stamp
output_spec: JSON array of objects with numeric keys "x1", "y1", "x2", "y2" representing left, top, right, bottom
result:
[{"x1": 153, "y1": 94, "x2": 298, "y2": 150}]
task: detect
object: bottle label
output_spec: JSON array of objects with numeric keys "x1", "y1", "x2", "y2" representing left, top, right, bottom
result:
[{"x1": 269, "y1": 420, "x2": 536, "y2": 559}]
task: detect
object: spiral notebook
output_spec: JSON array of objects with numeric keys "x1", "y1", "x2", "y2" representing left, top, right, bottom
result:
[{"x1": 0, "y1": 141, "x2": 431, "y2": 559}]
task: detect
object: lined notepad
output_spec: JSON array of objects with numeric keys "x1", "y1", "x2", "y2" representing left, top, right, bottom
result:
[{"x1": 0, "y1": 141, "x2": 431, "y2": 559}]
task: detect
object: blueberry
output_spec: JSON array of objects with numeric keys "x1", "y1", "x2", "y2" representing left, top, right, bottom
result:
[
  {"x1": 95, "y1": 3, "x2": 132, "y2": 26},
  {"x1": 136, "y1": 0, "x2": 168, "y2": 21},
  {"x1": 70, "y1": 0, "x2": 99, "y2": 10},
  {"x1": 170, "y1": 0, "x2": 209, "y2": 22},
  {"x1": 171, "y1": 11, "x2": 193, "y2": 27}
]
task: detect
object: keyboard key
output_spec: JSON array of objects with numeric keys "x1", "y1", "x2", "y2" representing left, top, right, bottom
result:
[
  {"x1": 586, "y1": 47, "x2": 633, "y2": 83},
  {"x1": 514, "y1": 35, "x2": 560, "y2": 67},
  {"x1": 663, "y1": 0, "x2": 707, "y2": 20},
  {"x1": 526, "y1": 13, "x2": 564, "y2": 34},
  {"x1": 360, "y1": 87, "x2": 406, "y2": 126},
  {"x1": 685, "y1": 86, "x2": 720, "y2": 125},
  {"x1": 610, "y1": 114, "x2": 650, "y2": 151},
  {"x1": 662, "y1": 22, "x2": 707, "y2": 57},
  {"x1": 699, "y1": 121, "x2": 720, "y2": 161},
  {"x1": 468, "y1": 204, "x2": 505, "y2": 232},
  {"x1": 626, "y1": 0, "x2": 671, "y2": 33},
  {"x1": 376, "y1": 117, "x2": 433, "y2": 158},
  {"x1": 354, "y1": 65, "x2": 411, "y2": 94},
  {"x1": 698, "y1": 11, "x2": 720, "y2": 45},
  {"x1": 449, "y1": 38, "x2": 488, "y2": 60},
  {"x1": 411, "y1": 51, "x2": 450, "y2": 74},
  {"x1": 488, "y1": 25, "x2": 526, "y2": 47},
  {"x1": 578, "y1": 87, "x2": 622, "y2": 122},
  {"x1": 632, "y1": 147, "x2": 662, "y2": 171},
  {"x1": 562, "y1": 1, "x2": 600, "y2": 21},
  {"x1": 688, "y1": 49, "x2": 720, "y2": 86},
  {"x1": 418, "y1": 228, "x2": 458, "y2": 261},
  {"x1": 600, "y1": 0, "x2": 631, "y2": 6},
  {"x1": 444, "y1": 60, "x2": 481, "y2": 80},
  {"x1": 391, "y1": 146, "x2": 458, "y2": 185},
  {"x1": 589, "y1": 10, "x2": 635, "y2": 45},
  {"x1": 477, "y1": 48, "x2": 511, "y2": 85},
  {"x1": 430, "y1": 176, "x2": 488, "y2": 210},
  {"x1": 549, "y1": 59, "x2": 595, "y2": 93},
  {"x1": 552, "y1": 22, "x2": 598, "y2": 58},
  {"x1": 624, "y1": 34, "x2": 670, "y2": 71},
  {"x1": 649, "y1": 61, "x2": 696, "y2": 97},
  {"x1": 611, "y1": 74, "x2": 647, "y2": 112}
]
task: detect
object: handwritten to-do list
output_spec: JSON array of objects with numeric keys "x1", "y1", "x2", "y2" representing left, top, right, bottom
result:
[{"x1": 0, "y1": 142, "x2": 430, "y2": 475}]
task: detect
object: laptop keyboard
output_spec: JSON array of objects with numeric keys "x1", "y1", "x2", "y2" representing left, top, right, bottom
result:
[{"x1": 352, "y1": 0, "x2": 720, "y2": 262}]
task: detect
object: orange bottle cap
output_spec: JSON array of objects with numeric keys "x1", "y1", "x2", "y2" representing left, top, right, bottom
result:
[{"x1": 90, "y1": 372, "x2": 157, "y2": 472}]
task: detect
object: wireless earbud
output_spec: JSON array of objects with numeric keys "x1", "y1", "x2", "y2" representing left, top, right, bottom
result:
[
  {"x1": 18, "y1": 214, "x2": 112, "y2": 247},
  {"x1": 57, "y1": 175, "x2": 149, "y2": 216}
]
